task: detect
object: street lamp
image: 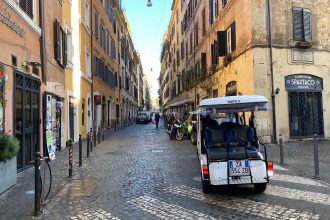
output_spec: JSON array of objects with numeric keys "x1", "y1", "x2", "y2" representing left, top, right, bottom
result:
[{"x1": 146, "y1": 0, "x2": 152, "y2": 7}]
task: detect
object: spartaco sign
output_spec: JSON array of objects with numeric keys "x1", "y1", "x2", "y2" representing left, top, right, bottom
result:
[
  {"x1": 0, "y1": 4, "x2": 26, "y2": 38},
  {"x1": 285, "y1": 74, "x2": 323, "y2": 91}
]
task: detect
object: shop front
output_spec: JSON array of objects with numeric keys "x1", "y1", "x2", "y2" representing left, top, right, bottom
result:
[
  {"x1": 44, "y1": 92, "x2": 64, "y2": 160},
  {"x1": 14, "y1": 70, "x2": 40, "y2": 170},
  {"x1": 285, "y1": 74, "x2": 324, "y2": 138}
]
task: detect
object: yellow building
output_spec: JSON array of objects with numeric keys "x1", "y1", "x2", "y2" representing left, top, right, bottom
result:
[{"x1": 91, "y1": 0, "x2": 117, "y2": 131}]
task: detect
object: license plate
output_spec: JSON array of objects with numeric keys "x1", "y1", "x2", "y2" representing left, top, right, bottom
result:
[{"x1": 229, "y1": 160, "x2": 250, "y2": 176}]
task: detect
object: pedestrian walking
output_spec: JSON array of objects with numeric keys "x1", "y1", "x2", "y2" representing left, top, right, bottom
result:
[{"x1": 155, "y1": 112, "x2": 160, "y2": 128}]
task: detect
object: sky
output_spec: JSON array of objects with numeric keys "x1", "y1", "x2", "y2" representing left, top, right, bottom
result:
[{"x1": 121, "y1": 0, "x2": 172, "y2": 98}]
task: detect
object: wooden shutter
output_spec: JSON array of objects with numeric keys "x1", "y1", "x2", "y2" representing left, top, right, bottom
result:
[
  {"x1": 211, "y1": 44, "x2": 215, "y2": 65},
  {"x1": 94, "y1": 11, "x2": 98, "y2": 38},
  {"x1": 54, "y1": 20, "x2": 61, "y2": 63},
  {"x1": 214, "y1": 40, "x2": 218, "y2": 64},
  {"x1": 63, "y1": 30, "x2": 68, "y2": 67},
  {"x1": 217, "y1": 31, "x2": 227, "y2": 56},
  {"x1": 231, "y1": 21, "x2": 236, "y2": 51},
  {"x1": 303, "y1": 9, "x2": 312, "y2": 41},
  {"x1": 293, "y1": 8, "x2": 303, "y2": 40},
  {"x1": 209, "y1": 0, "x2": 213, "y2": 25}
]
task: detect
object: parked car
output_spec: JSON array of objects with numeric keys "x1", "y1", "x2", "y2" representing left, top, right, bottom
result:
[{"x1": 136, "y1": 112, "x2": 150, "y2": 123}]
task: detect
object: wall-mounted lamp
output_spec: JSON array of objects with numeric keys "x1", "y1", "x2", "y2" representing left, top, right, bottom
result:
[
  {"x1": 147, "y1": 0, "x2": 152, "y2": 7},
  {"x1": 275, "y1": 88, "x2": 280, "y2": 94}
]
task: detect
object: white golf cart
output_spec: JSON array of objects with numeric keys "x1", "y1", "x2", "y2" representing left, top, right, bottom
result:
[{"x1": 196, "y1": 95, "x2": 273, "y2": 193}]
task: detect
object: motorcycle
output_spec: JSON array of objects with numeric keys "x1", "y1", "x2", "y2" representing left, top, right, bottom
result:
[{"x1": 166, "y1": 119, "x2": 184, "y2": 141}]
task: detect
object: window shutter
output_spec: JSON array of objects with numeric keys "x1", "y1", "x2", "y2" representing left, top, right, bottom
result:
[
  {"x1": 94, "y1": 12, "x2": 98, "y2": 38},
  {"x1": 217, "y1": 31, "x2": 227, "y2": 56},
  {"x1": 211, "y1": 44, "x2": 214, "y2": 65},
  {"x1": 303, "y1": 9, "x2": 312, "y2": 41},
  {"x1": 214, "y1": 40, "x2": 218, "y2": 64},
  {"x1": 293, "y1": 8, "x2": 303, "y2": 40},
  {"x1": 54, "y1": 20, "x2": 58, "y2": 62},
  {"x1": 231, "y1": 21, "x2": 236, "y2": 51},
  {"x1": 209, "y1": 0, "x2": 214, "y2": 25},
  {"x1": 63, "y1": 31, "x2": 68, "y2": 67}
]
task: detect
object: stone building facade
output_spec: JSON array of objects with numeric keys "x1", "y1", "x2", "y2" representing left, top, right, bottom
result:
[{"x1": 161, "y1": 0, "x2": 330, "y2": 142}]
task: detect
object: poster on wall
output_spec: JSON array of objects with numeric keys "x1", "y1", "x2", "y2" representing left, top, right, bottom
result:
[{"x1": 46, "y1": 95, "x2": 56, "y2": 160}]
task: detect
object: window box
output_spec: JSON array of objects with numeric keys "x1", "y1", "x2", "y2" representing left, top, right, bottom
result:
[{"x1": 295, "y1": 41, "x2": 312, "y2": 49}]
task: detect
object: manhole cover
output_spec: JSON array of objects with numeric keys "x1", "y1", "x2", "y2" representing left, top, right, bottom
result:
[
  {"x1": 60, "y1": 179, "x2": 97, "y2": 198},
  {"x1": 151, "y1": 149, "x2": 164, "y2": 153}
]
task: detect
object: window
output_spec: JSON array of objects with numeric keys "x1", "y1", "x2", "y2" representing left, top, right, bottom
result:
[
  {"x1": 85, "y1": 0, "x2": 90, "y2": 29},
  {"x1": 111, "y1": 38, "x2": 116, "y2": 60},
  {"x1": 226, "y1": 27, "x2": 231, "y2": 54},
  {"x1": 19, "y1": 0, "x2": 33, "y2": 19},
  {"x1": 107, "y1": 32, "x2": 110, "y2": 56},
  {"x1": 209, "y1": 0, "x2": 214, "y2": 25},
  {"x1": 218, "y1": 21, "x2": 236, "y2": 56},
  {"x1": 113, "y1": 20, "x2": 117, "y2": 34},
  {"x1": 94, "y1": 10, "x2": 99, "y2": 38},
  {"x1": 211, "y1": 41, "x2": 219, "y2": 66},
  {"x1": 202, "y1": 8, "x2": 206, "y2": 36},
  {"x1": 85, "y1": 48, "x2": 91, "y2": 78},
  {"x1": 67, "y1": 29, "x2": 73, "y2": 66},
  {"x1": 189, "y1": 32, "x2": 193, "y2": 54},
  {"x1": 194, "y1": 21, "x2": 199, "y2": 47},
  {"x1": 100, "y1": 22, "x2": 105, "y2": 49},
  {"x1": 222, "y1": 0, "x2": 227, "y2": 8},
  {"x1": 293, "y1": 8, "x2": 312, "y2": 42},
  {"x1": 54, "y1": 19, "x2": 67, "y2": 67},
  {"x1": 214, "y1": 0, "x2": 219, "y2": 18},
  {"x1": 213, "y1": 89, "x2": 218, "y2": 98}
]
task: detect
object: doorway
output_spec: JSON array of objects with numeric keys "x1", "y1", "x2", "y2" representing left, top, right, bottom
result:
[
  {"x1": 69, "y1": 101, "x2": 74, "y2": 140},
  {"x1": 289, "y1": 92, "x2": 324, "y2": 137},
  {"x1": 14, "y1": 71, "x2": 40, "y2": 171}
]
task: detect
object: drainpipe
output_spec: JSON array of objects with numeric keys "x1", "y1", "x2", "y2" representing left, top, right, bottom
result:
[
  {"x1": 39, "y1": 0, "x2": 47, "y2": 84},
  {"x1": 90, "y1": 0, "x2": 94, "y2": 131},
  {"x1": 266, "y1": 0, "x2": 277, "y2": 143}
]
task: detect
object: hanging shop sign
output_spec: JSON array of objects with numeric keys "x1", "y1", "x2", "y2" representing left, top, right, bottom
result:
[
  {"x1": 0, "y1": 4, "x2": 26, "y2": 38},
  {"x1": 285, "y1": 74, "x2": 323, "y2": 91}
]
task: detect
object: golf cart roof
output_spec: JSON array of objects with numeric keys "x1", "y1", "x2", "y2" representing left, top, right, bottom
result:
[{"x1": 197, "y1": 95, "x2": 271, "y2": 114}]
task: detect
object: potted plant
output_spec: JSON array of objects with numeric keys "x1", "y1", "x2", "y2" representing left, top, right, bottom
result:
[{"x1": 0, "y1": 134, "x2": 20, "y2": 194}]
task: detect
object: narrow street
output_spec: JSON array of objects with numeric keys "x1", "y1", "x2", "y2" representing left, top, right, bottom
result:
[{"x1": 31, "y1": 120, "x2": 329, "y2": 220}]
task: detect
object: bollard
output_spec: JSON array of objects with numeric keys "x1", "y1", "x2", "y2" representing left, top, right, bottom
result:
[
  {"x1": 34, "y1": 151, "x2": 41, "y2": 216},
  {"x1": 68, "y1": 140, "x2": 73, "y2": 178},
  {"x1": 102, "y1": 128, "x2": 105, "y2": 141},
  {"x1": 79, "y1": 134, "x2": 82, "y2": 167},
  {"x1": 313, "y1": 134, "x2": 320, "y2": 179},
  {"x1": 279, "y1": 134, "x2": 284, "y2": 164},
  {"x1": 90, "y1": 128, "x2": 93, "y2": 152},
  {"x1": 94, "y1": 128, "x2": 97, "y2": 147},
  {"x1": 86, "y1": 133, "x2": 90, "y2": 158},
  {"x1": 98, "y1": 127, "x2": 101, "y2": 144}
]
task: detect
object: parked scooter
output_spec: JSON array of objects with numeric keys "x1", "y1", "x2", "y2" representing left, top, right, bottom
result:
[{"x1": 166, "y1": 119, "x2": 184, "y2": 141}]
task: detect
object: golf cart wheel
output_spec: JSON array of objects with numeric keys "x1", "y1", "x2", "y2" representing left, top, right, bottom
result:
[
  {"x1": 176, "y1": 132, "x2": 184, "y2": 141},
  {"x1": 202, "y1": 180, "x2": 212, "y2": 194},
  {"x1": 254, "y1": 183, "x2": 267, "y2": 193}
]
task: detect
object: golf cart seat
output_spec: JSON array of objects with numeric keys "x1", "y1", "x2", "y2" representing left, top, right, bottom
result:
[{"x1": 204, "y1": 127, "x2": 259, "y2": 161}]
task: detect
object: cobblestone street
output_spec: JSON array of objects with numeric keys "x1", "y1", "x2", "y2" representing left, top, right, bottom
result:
[{"x1": 1, "y1": 120, "x2": 330, "y2": 220}]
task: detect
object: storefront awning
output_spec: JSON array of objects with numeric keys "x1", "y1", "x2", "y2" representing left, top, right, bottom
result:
[{"x1": 166, "y1": 98, "x2": 194, "y2": 108}]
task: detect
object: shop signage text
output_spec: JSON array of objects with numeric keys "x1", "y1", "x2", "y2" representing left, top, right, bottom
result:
[
  {"x1": 0, "y1": 4, "x2": 26, "y2": 38},
  {"x1": 285, "y1": 74, "x2": 323, "y2": 91}
]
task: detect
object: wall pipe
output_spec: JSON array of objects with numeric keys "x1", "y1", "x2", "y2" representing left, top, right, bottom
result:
[{"x1": 266, "y1": 0, "x2": 277, "y2": 143}]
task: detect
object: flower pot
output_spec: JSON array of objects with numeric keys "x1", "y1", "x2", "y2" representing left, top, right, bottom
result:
[{"x1": 0, "y1": 156, "x2": 17, "y2": 194}]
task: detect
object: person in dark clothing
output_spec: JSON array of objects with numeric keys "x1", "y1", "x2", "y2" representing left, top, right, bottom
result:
[{"x1": 155, "y1": 112, "x2": 160, "y2": 128}]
